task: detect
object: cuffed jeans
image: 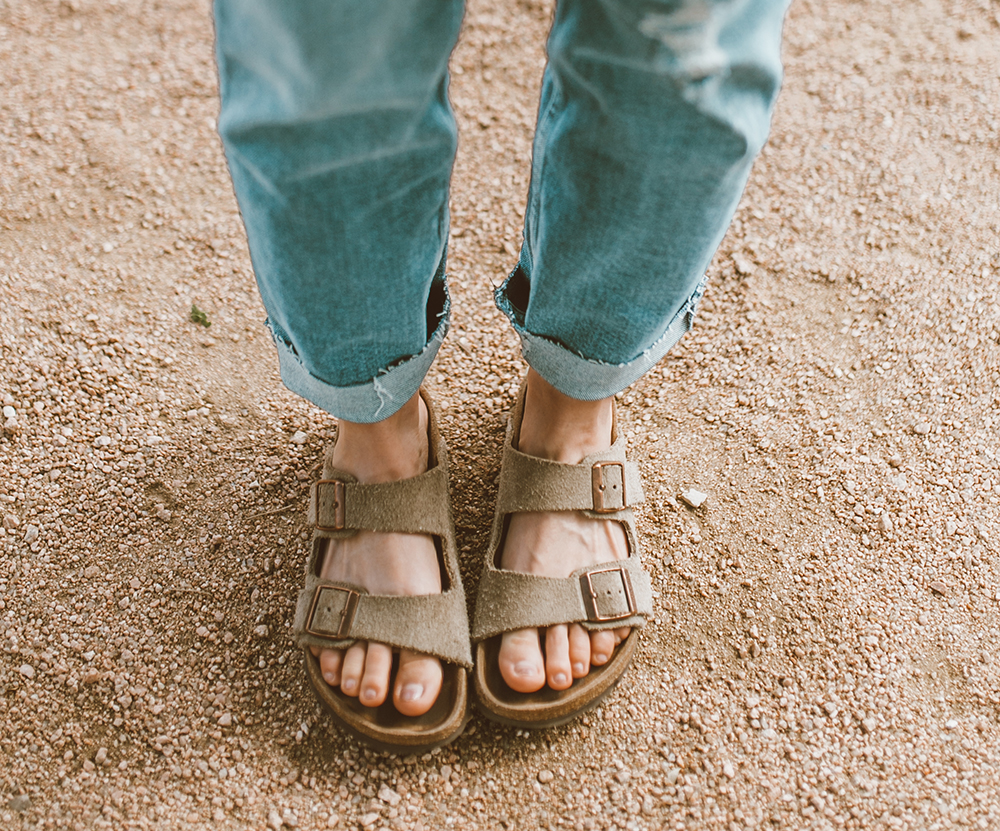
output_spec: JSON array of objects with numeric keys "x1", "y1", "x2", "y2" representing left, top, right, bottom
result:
[{"x1": 214, "y1": 0, "x2": 789, "y2": 423}]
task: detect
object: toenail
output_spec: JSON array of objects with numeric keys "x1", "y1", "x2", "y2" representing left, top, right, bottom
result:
[
  {"x1": 572, "y1": 662, "x2": 586, "y2": 675},
  {"x1": 399, "y1": 683, "x2": 424, "y2": 702},
  {"x1": 342, "y1": 678, "x2": 357, "y2": 693},
  {"x1": 514, "y1": 661, "x2": 538, "y2": 678},
  {"x1": 594, "y1": 653, "x2": 608, "y2": 664},
  {"x1": 323, "y1": 671, "x2": 339, "y2": 685},
  {"x1": 361, "y1": 687, "x2": 379, "y2": 702},
  {"x1": 553, "y1": 672, "x2": 568, "y2": 686}
]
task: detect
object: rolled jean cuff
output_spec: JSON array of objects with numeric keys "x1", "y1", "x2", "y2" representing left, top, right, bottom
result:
[
  {"x1": 495, "y1": 274, "x2": 707, "y2": 402},
  {"x1": 268, "y1": 291, "x2": 450, "y2": 424}
]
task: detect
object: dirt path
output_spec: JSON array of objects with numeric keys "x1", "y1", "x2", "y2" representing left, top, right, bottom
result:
[{"x1": 2, "y1": 0, "x2": 999, "y2": 829}]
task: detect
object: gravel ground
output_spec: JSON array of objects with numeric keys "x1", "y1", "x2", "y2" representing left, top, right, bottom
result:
[{"x1": 2, "y1": 0, "x2": 999, "y2": 829}]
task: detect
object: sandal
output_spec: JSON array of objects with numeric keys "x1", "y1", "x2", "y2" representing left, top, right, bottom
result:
[
  {"x1": 293, "y1": 390, "x2": 472, "y2": 753},
  {"x1": 471, "y1": 384, "x2": 653, "y2": 728}
]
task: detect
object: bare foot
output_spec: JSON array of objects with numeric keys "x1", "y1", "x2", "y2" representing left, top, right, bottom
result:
[
  {"x1": 308, "y1": 393, "x2": 444, "y2": 717},
  {"x1": 498, "y1": 370, "x2": 631, "y2": 693}
]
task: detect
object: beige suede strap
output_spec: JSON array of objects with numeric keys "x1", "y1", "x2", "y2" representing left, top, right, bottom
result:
[
  {"x1": 308, "y1": 464, "x2": 453, "y2": 537},
  {"x1": 496, "y1": 442, "x2": 645, "y2": 516},
  {"x1": 294, "y1": 578, "x2": 473, "y2": 669},
  {"x1": 472, "y1": 556, "x2": 652, "y2": 641}
]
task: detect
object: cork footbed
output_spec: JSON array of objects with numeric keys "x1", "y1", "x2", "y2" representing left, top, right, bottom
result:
[
  {"x1": 473, "y1": 630, "x2": 638, "y2": 729},
  {"x1": 304, "y1": 650, "x2": 469, "y2": 754}
]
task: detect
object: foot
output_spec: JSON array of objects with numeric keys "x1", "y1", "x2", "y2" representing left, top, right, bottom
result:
[
  {"x1": 498, "y1": 370, "x2": 631, "y2": 693},
  {"x1": 308, "y1": 393, "x2": 444, "y2": 717}
]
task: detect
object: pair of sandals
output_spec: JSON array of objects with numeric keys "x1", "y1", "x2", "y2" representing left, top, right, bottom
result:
[{"x1": 293, "y1": 384, "x2": 653, "y2": 754}]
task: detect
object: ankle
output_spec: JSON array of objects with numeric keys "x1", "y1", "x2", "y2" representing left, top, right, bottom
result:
[
  {"x1": 517, "y1": 370, "x2": 613, "y2": 464},
  {"x1": 332, "y1": 393, "x2": 428, "y2": 483}
]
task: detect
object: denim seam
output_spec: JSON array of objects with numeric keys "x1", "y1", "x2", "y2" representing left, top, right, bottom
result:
[
  {"x1": 496, "y1": 273, "x2": 708, "y2": 400},
  {"x1": 267, "y1": 288, "x2": 451, "y2": 423}
]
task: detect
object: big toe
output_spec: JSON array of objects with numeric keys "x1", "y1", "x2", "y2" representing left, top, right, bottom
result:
[
  {"x1": 393, "y1": 650, "x2": 443, "y2": 717},
  {"x1": 499, "y1": 628, "x2": 546, "y2": 693}
]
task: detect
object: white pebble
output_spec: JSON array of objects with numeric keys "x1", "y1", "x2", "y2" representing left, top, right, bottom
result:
[
  {"x1": 291, "y1": 431, "x2": 308, "y2": 444},
  {"x1": 680, "y1": 488, "x2": 708, "y2": 508},
  {"x1": 378, "y1": 785, "x2": 401, "y2": 806},
  {"x1": 18, "y1": 664, "x2": 35, "y2": 679},
  {"x1": 2, "y1": 406, "x2": 15, "y2": 419}
]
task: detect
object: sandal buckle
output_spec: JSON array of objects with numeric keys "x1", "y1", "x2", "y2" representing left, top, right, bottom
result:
[
  {"x1": 580, "y1": 566, "x2": 636, "y2": 622},
  {"x1": 306, "y1": 585, "x2": 360, "y2": 639},
  {"x1": 314, "y1": 479, "x2": 346, "y2": 531},
  {"x1": 591, "y1": 461, "x2": 626, "y2": 513}
]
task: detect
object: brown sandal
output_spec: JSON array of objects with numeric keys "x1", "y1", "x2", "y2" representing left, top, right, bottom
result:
[
  {"x1": 471, "y1": 385, "x2": 653, "y2": 728},
  {"x1": 293, "y1": 390, "x2": 472, "y2": 753}
]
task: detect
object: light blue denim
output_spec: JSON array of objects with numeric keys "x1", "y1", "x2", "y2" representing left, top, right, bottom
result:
[{"x1": 214, "y1": 0, "x2": 789, "y2": 423}]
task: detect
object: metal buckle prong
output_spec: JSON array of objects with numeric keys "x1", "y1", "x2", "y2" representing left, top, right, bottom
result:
[
  {"x1": 591, "y1": 461, "x2": 626, "y2": 513},
  {"x1": 314, "y1": 479, "x2": 346, "y2": 531},
  {"x1": 306, "y1": 585, "x2": 360, "y2": 639},
  {"x1": 580, "y1": 566, "x2": 636, "y2": 622}
]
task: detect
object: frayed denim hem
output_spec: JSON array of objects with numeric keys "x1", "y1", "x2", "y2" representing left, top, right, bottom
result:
[
  {"x1": 268, "y1": 293, "x2": 450, "y2": 424},
  {"x1": 495, "y1": 273, "x2": 707, "y2": 401}
]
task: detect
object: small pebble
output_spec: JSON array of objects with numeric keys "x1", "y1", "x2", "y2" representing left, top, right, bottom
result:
[
  {"x1": 680, "y1": 488, "x2": 708, "y2": 509},
  {"x1": 267, "y1": 809, "x2": 283, "y2": 830},
  {"x1": 19, "y1": 664, "x2": 35, "y2": 679},
  {"x1": 877, "y1": 513, "x2": 893, "y2": 533},
  {"x1": 930, "y1": 581, "x2": 948, "y2": 596},
  {"x1": 945, "y1": 719, "x2": 959, "y2": 730},
  {"x1": 291, "y1": 431, "x2": 308, "y2": 444},
  {"x1": 537, "y1": 769, "x2": 554, "y2": 784},
  {"x1": 378, "y1": 786, "x2": 402, "y2": 806},
  {"x1": 2, "y1": 406, "x2": 15, "y2": 419},
  {"x1": 23, "y1": 524, "x2": 39, "y2": 543},
  {"x1": 861, "y1": 718, "x2": 877, "y2": 734}
]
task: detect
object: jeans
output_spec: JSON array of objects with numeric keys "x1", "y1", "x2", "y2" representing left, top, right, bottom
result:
[{"x1": 214, "y1": 0, "x2": 789, "y2": 423}]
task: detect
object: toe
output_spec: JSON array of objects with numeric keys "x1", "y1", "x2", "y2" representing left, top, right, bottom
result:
[
  {"x1": 567, "y1": 624, "x2": 591, "y2": 679},
  {"x1": 614, "y1": 626, "x2": 630, "y2": 644},
  {"x1": 318, "y1": 648, "x2": 344, "y2": 687},
  {"x1": 359, "y1": 643, "x2": 392, "y2": 707},
  {"x1": 544, "y1": 625, "x2": 573, "y2": 690},
  {"x1": 590, "y1": 630, "x2": 616, "y2": 666},
  {"x1": 340, "y1": 641, "x2": 367, "y2": 697},
  {"x1": 394, "y1": 650, "x2": 443, "y2": 717},
  {"x1": 499, "y1": 628, "x2": 546, "y2": 693}
]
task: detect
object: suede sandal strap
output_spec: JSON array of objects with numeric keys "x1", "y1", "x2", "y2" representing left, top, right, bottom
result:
[
  {"x1": 495, "y1": 441, "x2": 644, "y2": 517},
  {"x1": 294, "y1": 579, "x2": 473, "y2": 669},
  {"x1": 471, "y1": 557, "x2": 652, "y2": 642},
  {"x1": 308, "y1": 464, "x2": 453, "y2": 537}
]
